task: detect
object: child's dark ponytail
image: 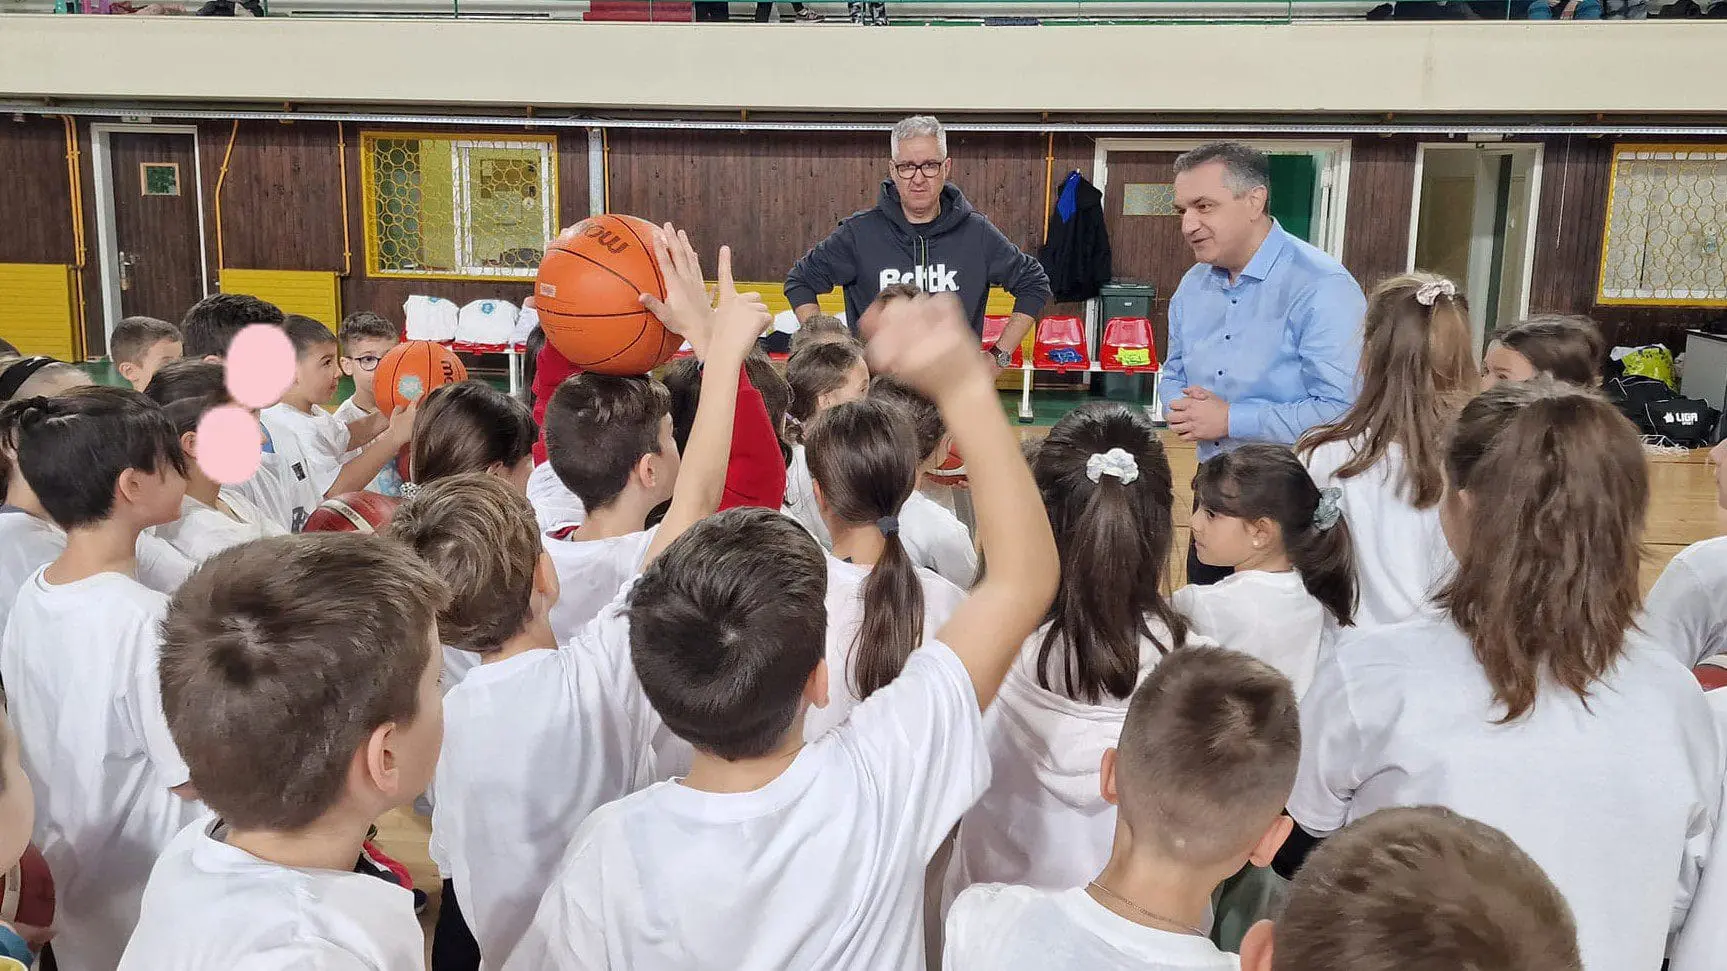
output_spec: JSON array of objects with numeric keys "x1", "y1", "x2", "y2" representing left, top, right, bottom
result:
[
  {"x1": 1033, "y1": 402, "x2": 1185, "y2": 703},
  {"x1": 804, "y1": 399, "x2": 925, "y2": 700},
  {"x1": 1193, "y1": 443, "x2": 1358, "y2": 626}
]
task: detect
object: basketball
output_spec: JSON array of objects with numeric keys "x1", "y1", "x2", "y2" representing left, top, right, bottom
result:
[
  {"x1": 375, "y1": 341, "x2": 468, "y2": 417},
  {"x1": 304, "y1": 492, "x2": 401, "y2": 534},
  {"x1": 0, "y1": 845, "x2": 55, "y2": 934},
  {"x1": 535, "y1": 214, "x2": 682, "y2": 376}
]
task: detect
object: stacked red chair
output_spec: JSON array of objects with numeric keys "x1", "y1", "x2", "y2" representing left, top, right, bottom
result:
[
  {"x1": 1100, "y1": 316, "x2": 1159, "y2": 372},
  {"x1": 1032, "y1": 316, "x2": 1089, "y2": 373}
]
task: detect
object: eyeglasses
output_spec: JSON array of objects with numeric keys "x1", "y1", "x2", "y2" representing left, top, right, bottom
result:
[
  {"x1": 345, "y1": 354, "x2": 383, "y2": 372},
  {"x1": 893, "y1": 160, "x2": 946, "y2": 179}
]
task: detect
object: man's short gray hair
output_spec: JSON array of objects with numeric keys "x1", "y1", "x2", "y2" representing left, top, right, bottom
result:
[
  {"x1": 1174, "y1": 142, "x2": 1270, "y2": 197},
  {"x1": 891, "y1": 116, "x2": 947, "y2": 160}
]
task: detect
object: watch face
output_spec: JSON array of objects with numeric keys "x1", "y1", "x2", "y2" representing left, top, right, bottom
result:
[{"x1": 994, "y1": 348, "x2": 1013, "y2": 367}]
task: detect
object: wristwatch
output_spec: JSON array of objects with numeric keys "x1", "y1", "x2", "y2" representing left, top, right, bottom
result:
[{"x1": 987, "y1": 344, "x2": 1013, "y2": 368}]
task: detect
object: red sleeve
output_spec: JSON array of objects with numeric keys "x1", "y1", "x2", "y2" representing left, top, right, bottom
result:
[
  {"x1": 720, "y1": 366, "x2": 789, "y2": 511},
  {"x1": 531, "y1": 342, "x2": 581, "y2": 466}
]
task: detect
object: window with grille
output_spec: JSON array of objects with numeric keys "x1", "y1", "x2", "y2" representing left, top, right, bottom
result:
[
  {"x1": 360, "y1": 132, "x2": 558, "y2": 280},
  {"x1": 1598, "y1": 145, "x2": 1727, "y2": 306}
]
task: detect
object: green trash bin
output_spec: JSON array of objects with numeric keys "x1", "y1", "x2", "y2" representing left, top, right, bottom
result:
[{"x1": 1097, "y1": 282, "x2": 1158, "y2": 403}]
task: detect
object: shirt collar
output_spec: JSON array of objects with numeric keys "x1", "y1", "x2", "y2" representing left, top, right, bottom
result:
[{"x1": 1209, "y1": 220, "x2": 1288, "y2": 286}]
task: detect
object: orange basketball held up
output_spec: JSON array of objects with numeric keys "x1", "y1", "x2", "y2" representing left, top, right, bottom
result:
[
  {"x1": 375, "y1": 340, "x2": 468, "y2": 417},
  {"x1": 536, "y1": 214, "x2": 683, "y2": 376}
]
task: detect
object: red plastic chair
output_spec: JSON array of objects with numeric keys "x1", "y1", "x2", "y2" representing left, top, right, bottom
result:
[
  {"x1": 1033, "y1": 316, "x2": 1089, "y2": 373},
  {"x1": 980, "y1": 315, "x2": 1025, "y2": 367},
  {"x1": 1100, "y1": 317, "x2": 1159, "y2": 372}
]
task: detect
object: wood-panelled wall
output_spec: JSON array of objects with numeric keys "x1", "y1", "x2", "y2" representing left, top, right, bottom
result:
[{"x1": 7, "y1": 118, "x2": 1725, "y2": 362}]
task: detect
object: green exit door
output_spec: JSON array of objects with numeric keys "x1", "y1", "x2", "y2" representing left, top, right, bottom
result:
[{"x1": 1268, "y1": 153, "x2": 1318, "y2": 244}]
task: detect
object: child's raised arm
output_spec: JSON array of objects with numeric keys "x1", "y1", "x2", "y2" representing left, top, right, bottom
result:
[
  {"x1": 640, "y1": 228, "x2": 771, "y2": 566},
  {"x1": 865, "y1": 294, "x2": 1058, "y2": 709}
]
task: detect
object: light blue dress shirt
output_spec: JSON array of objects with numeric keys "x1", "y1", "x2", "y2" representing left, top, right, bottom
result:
[{"x1": 1159, "y1": 221, "x2": 1366, "y2": 460}]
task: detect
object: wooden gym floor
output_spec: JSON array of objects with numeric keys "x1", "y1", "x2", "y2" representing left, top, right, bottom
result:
[{"x1": 377, "y1": 428, "x2": 1726, "y2": 959}]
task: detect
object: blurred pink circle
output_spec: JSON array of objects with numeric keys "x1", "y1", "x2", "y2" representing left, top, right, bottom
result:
[
  {"x1": 224, "y1": 324, "x2": 296, "y2": 409},
  {"x1": 195, "y1": 406, "x2": 264, "y2": 485}
]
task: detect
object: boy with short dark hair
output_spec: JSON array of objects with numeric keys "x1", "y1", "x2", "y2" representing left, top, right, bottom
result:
[
  {"x1": 179, "y1": 292, "x2": 284, "y2": 362},
  {"x1": 870, "y1": 376, "x2": 976, "y2": 587},
  {"x1": 259, "y1": 315, "x2": 411, "y2": 526},
  {"x1": 1239, "y1": 806, "x2": 1583, "y2": 971},
  {"x1": 110, "y1": 316, "x2": 183, "y2": 392},
  {"x1": 945, "y1": 647, "x2": 1299, "y2": 970},
  {"x1": 331, "y1": 311, "x2": 405, "y2": 496},
  {"x1": 120, "y1": 533, "x2": 451, "y2": 969},
  {"x1": 507, "y1": 292, "x2": 1060, "y2": 971},
  {"x1": 539, "y1": 235, "x2": 786, "y2": 639},
  {"x1": 390, "y1": 236, "x2": 768, "y2": 968},
  {"x1": 0, "y1": 387, "x2": 203, "y2": 971}
]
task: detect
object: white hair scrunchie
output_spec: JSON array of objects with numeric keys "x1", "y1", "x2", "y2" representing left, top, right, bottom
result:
[
  {"x1": 1086, "y1": 448, "x2": 1140, "y2": 486},
  {"x1": 1414, "y1": 279, "x2": 1458, "y2": 307},
  {"x1": 399, "y1": 481, "x2": 423, "y2": 500}
]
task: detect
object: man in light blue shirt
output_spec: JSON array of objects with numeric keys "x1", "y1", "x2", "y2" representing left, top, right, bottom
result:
[{"x1": 1159, "y1": 143, "x2": 1365, "y2": 580}]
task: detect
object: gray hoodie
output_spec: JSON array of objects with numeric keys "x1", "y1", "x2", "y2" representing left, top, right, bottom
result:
[{"x1": 785, "y1": 180, "x2": 1052, "y2": 335}]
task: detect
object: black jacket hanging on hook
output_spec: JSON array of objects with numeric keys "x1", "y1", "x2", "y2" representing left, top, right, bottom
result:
[{"x1": 1038, "y1": 171, "x2": 1113, "y2": 303}]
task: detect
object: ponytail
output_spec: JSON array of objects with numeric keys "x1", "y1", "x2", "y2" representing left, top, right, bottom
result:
[
  {"x1": 805, "y1": 399, "x2": 925, "y2": 700},
  {"x1": 1194, "y1": 443, "x2": 1358, "y2": 627},
  {"x1": 1034, "y1": 403, "x2": 1185, "y2": 704}
]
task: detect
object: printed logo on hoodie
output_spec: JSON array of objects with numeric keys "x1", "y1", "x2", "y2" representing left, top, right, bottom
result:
[{"x1": 879, "y1": 264, "x2": 959, "y2": 294}]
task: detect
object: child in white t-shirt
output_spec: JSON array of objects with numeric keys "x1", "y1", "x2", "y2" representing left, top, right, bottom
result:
[
  {"x1": 870, "y1": 376, "x2": 977, "y2": 588},
  {"x1": 330, "y1": 310, "x2": 406, "y2": 497},
  {"x1": 392, "y1": 235, "x2": 765, "y2": 969},
  {"x1": 1174, "y1": 443, "x2": 1357, "y2": 698},
  {"x1": 948, "y1": 647, "x2": 1298, "y2": 971},
  {"x1": 1289, "y1": 380, "x2": 1722, "y2": 971},
  {"x1": 1239, "y1": 806, "x2": 1583, "y2": 971},
  {"x1": 142, "y1": 360, "x2": 285, "y2": 563},
  {"x1": 798, "y1": 397, "x2": 967, "y2": 740},
  {"x1": 120, "y1": 532, "x2": 449, "y2": 970},
  {"x1": 260, "y1": 315, "x2": 408, "y2": 517},
  {"x1": 506, "y1": 291, "x2": 1060, "y2": 971},
  {"x1": 948, "y1": 402, "x2": 1209, "y2": 904},
  {"x1": 783, "y1": 339, "x2": 871, "y2": 546},
  {"x1": 1300, "y1": 272, "x2": 1476, "y2": 630},
  {"x1": 0, "y1": 387, "x2": 204, "y2": 971},
  {"x1": 1642, "y1": 436, "x2": 1727, "y2": 668},
  {"x1": 1671, "y1": 687, "x2": 1727, "y2": 971}
]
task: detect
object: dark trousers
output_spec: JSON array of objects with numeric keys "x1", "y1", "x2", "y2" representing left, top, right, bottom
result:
[
  {"x1": 693, "y1": 2, "x2": 730, "y2": 20},
  {"x1": 755, "y1": 1, "x2": 807, "y2": 18},
  {"x1": 431, "y1": 878, "x2": 482, "y2": 971}
]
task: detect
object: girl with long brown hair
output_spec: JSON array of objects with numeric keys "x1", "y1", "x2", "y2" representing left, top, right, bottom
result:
[
  {"x1": 799, "y1": 397, "x2": 966, "y2": 739},
  {"x1": 946, "y1": 402, "x2": 1211, "y2": 904},
  {"x1": 783, "y1": 339, "x2": 871, "y2": 546},
  {"x1": 1300, "y1": 271, "x2": 1476, "y2": 628},
  {"x1": 1289, "y1": 380, "x2": 1721, "y2": 971},
  {"x1": 1175, "y1": 443, "x2": 1355, "y2": 697}
]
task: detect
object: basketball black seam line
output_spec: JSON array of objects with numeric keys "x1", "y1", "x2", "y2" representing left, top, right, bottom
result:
[
  {"x1": 557, "y1": 249, "x2": 658, "y2": 367},
  {"x1": 614, "y1": 217, "x2": 666, "y2": 298},
  {"x1": 549, "y1": 307, "x2": 654, "y2": 368}
]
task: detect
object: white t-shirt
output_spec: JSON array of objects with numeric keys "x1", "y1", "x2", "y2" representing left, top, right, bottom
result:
[
  {"x1": 1303, "y1": 437, "x2": 1454, "y2": 630},
  {"x1": 150, "y1": 492, "x2": 285, "y2": 564},
  {"x1": 782, "y1": 444, "x2": 832, "y2": 548},
  {"x1": 0, "y1": 511, "x2": 192, "y2": 627},
  {"x1": 332, "y1": 397, "x2": 405, "y2": 498},
  {"x1": 1, "y1": 570, "x2": 205, "y2": 971},
  {"x1": 899, "y1": 490, "x2": 978, "y2": 589},
  {"x1": 1643, "y1": 535, "x2": 1727, "y2": 669},
  {"x1": 1670, "y1": 688, "x2": 1727, "y2": 971},
  {"x1": 1172, "y1": 570, "x2": 1326, "y2": 698},
  {"x1": 544, "y1": 526, "x2": 657, "y2": 645},
  {"x1": 505, "y1": 641, "x2": 990, "y2": 971},
  {"x1": 262, "y1": 403, "x2": 350, "y2": 499},
  {"x1": 434, "y1": 589, "x2": 659, "y2": 969},
  {"x1": 945, "y1": 885, "x2": 1239, "y2": 971},
  {"x1": 527, "y1": 462, "x2": 586, "y2": 534},
  {"x1": 119, "y1": 816, "x2": 424, "y2": 971},
  {"x1": 1288, "y1": 610, "x2": 1722, "y2": 971},
  {"x1": 803, "y1": 554, "x2": 967, "y2": 740},
  {"x1": 232, "y1": 424, "x2": 322, "y2": 533},
  {"x1": 946, "y1": 618, "x2": 1209, "y2": 908}
]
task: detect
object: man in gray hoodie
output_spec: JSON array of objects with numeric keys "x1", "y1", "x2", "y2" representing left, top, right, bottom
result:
[{"x1": 785, "y1": 116, "x2": 1052, "y2": 367}]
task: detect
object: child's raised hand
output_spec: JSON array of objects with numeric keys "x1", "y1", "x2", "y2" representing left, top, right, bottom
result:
[
  {"x1": 706, "y1": 245, "x2": 771, "y2": 365},
  {"x1": 863, "y1": 293, "x2": 990, "y2": 403},
  {"x1": 639, "y1": 223, "x2": 715, "y2": 358}
]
